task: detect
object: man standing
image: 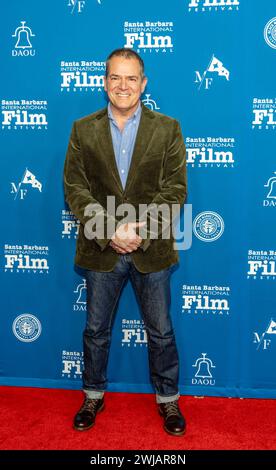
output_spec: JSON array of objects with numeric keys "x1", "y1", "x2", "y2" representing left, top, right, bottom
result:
[{"x1": 64, "y1": 48, "x2": 187, "y2": 436}]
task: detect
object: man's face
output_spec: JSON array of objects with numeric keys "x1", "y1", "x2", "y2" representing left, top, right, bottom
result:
[{"x1": 104, "y1": 56, "x2": 147, "y2": 115}]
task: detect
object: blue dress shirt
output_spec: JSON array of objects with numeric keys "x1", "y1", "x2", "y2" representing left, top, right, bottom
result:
[{"x1": 107, "y1": 101, "x2": 142, "y2": 189}]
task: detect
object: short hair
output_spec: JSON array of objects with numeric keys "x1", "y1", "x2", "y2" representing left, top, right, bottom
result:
[{"x1": 105, "y1": 48, "x2": 145, "y2": 79}]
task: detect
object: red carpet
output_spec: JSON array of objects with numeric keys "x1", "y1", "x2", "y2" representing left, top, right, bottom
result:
[{"x1": 0, "y1": 386, "x2": 275, "y2": 450}]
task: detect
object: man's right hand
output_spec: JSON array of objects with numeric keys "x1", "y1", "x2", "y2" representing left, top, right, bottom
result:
[{"x1": 110, "y1": 221, "x2": 146, "y2": 254}]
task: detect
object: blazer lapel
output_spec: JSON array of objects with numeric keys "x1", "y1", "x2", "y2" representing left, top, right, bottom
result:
[
  {"x1": 124, "y1": 103, "x2": 156, "y2": 194},
  {"x1": 94, "y1": 109, "x2": 124, "y2": 194}
]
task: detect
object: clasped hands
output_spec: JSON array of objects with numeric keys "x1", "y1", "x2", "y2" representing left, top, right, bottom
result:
[{"x1": 109, "y1": 221, "x2": 146, "y2": 254}]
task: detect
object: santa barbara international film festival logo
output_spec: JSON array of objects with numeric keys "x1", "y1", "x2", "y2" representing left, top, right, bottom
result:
[
  {"x1": 61, "y1": 210, "x2": 79, "y2": 239},
  {"x1": 67, "y1": 0, "x2": 102, "y2": 14},
  {"x1": 263, "y1": 173, "x2": 276, "y2": 208},
  {"x1": 195, "y1": 55, "x2": 230, "y2": 90},
  {"x1": 252, "y1": 98, "x2": 276, "y2": 130},
  {"x1": 12, "y1": 314, "x2": 42, "y2": 343},
  {"x1": 192, "y1": 353, "x2": 216, "y2": 386},
  {"x1": 193, "y1": 211, "x2": 224, "y2": 242},
  {"x1": 186, "y1": 137, "x2": 235, "y2": 168},
  {"x1": 11, "y1": 168, "x2": 42, "y2": 200},
  {"x1": 264, "y1": 17, "x2": 276, "y2": 50},
  {"x1": 11, "y1": 21, "x2": 35, "y2": 57},
  {"x1": 247, "y1": 249, "x2": 276, "y2": 280},
  {"x1": 62, "y1": 350, "x2": 83, "y2": 379},
  {"x1": 188, "y1": 0, "x2": 239, "y2": 13},
  {"x1": 254, "y1": 318, "x2": 276, "y2": 351},
  {"x1": 1, "y1": 100, "x2": 48, "y2": 130},
  {"x1": 182, "y1": 284, "x2": 230, "y2": 316},
  {"x1": 4, "y1": 244, "x2": 49, "y2": 274},
  {"x1": 60, "y1": 60, "x2": 105, "y2": 92},
  {"x1": 123, "y1": 20, "x2": 174, "y2": 53},
  {"x1": 122, "y1": 319, "x2": 148, "y2": 348}
]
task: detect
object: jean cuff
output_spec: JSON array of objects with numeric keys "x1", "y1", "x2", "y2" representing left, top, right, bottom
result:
[
  {"x1": 156, "y1": 392, "x2": 180, "y2": 404},
  {"x1": 83, "y1": 389, "x2": 105, "y2": 400}
]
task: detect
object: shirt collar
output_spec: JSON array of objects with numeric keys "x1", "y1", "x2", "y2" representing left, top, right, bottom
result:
[{"x1": 107, "y1": 101, "x2": 142, "y2": 123}]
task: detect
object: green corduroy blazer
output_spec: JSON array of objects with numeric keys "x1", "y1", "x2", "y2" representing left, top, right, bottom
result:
[{"x1": 63, "y1": 102, "x2": 187, "y2": 273}]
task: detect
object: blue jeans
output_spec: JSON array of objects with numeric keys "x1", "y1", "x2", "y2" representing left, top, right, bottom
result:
[{"x1": 83, "y1": 254, "x2": 180, "y2": 404}]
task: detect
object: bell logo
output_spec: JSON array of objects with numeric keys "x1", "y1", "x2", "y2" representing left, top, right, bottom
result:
[
  {"x1": 142, "y1": 94, "x2": 160, "y2": 111},
  {"x1": 73, "y1": 279, "x2": 87, "y2": 311},
  {"x1": 264, "y1": 173, "x2": 276, "y2": 199},
  {"x1": 263, "y1": 173, "x2": 276, "y2": 208},
  {"x1": 192, "y1": 353, "x2": 216, "y2": 386},
  {"x1": 12, "y1": 21, "x2": 35, "y2": 57}
]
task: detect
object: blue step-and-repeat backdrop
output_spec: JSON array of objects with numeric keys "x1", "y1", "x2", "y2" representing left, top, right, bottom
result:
[{"x1": 1, "y1": 0, "x2": 276, "y2": 398}]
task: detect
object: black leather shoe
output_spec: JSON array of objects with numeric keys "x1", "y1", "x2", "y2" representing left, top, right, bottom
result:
[
  {"x1": 73, "y1": 396, "x2": 104, "y2": 431},
  {"x1": 158, "y1": 400, "x2": 186, "y2": 436}
]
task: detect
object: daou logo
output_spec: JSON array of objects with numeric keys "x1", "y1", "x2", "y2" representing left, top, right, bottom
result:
[
  {"x1": 12, "y1": 21, "x2": 35, "y2": 57},
  {"x1": 263, "y1": 173, "x2": 276, "y2": 207},
  {"x1": 73, "y1": 279, "x2": 87, "y2": 311},
  {"x1": 142, "y1": 94, "x2": 160, "y2": 111},
  {"x1": 192, "y1": 353, "x2": 216, "y2": 386}
]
